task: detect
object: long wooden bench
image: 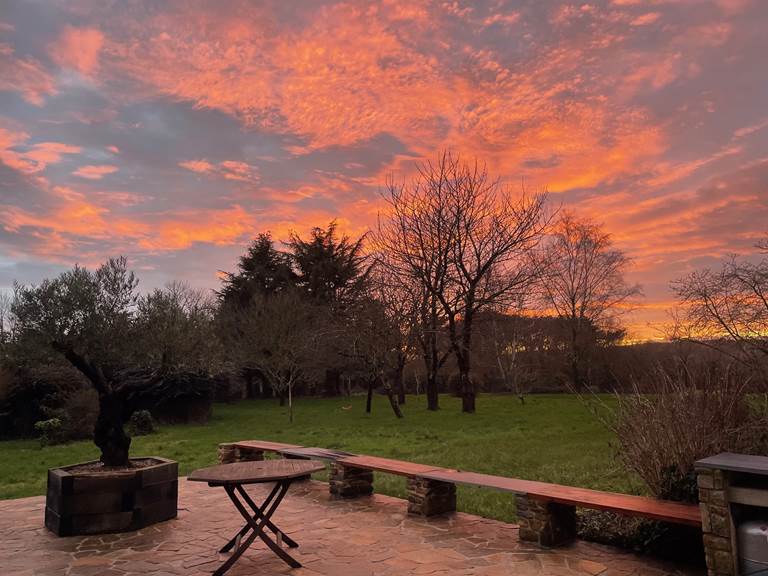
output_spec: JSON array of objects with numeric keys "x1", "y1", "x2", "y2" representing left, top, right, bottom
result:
[{"x1": 218, "y1": 440, "x2": 701, "y2": 547}]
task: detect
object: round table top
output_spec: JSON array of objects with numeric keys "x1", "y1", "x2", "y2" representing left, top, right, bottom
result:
[{"x1": 188, "y1": 459, "x2": 325, "y2": 485}]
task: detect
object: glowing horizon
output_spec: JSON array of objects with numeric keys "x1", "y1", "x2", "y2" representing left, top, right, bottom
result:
[{"x1": 1, "y1": 0, "x2": 767, "y2": 340}]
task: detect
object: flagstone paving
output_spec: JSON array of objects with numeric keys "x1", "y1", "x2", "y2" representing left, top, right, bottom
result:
[{"x1": 0, "y1": 478, "x2": 703, "y2": 576}]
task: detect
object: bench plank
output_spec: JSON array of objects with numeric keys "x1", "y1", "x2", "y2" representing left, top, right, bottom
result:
[
  {"x1": 234, "y1": 440, "x2": 303, "y2": 452},
  {"x1": 234, "y1": 441, "x2": 700, "y2": 527},
  {"x1": 420, "y1": 469, "x2": 701, "y2": 526},
  {"x1": 281, "y1": 447, "x2": 357, "y2": 461},
  {"x1": 340, "y1": 455, "x2": 453, "y2": 477}
]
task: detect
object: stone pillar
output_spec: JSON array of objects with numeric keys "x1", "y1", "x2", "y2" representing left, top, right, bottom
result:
[
  {"x1": 516, "y1": 495, "x2": 576, "y2": 547},
  {"x1": 407, "y1": 477, "x2": 456, "y2": 516},
  {"x1": 236, "y1": 446, "x2": 265, "y2": 462},
  {"x1": 218, "y1": 443, "x2": 236, "y2": 464},
  {"x1": 217, "y1": 443, "x2": 264, "y2": 464},
  {"x1": 329, "y1": 463, "x2": 373, "y2": 498},
  {"x1": 697, "y1": 467, "x2": 735, "y2": 576}
]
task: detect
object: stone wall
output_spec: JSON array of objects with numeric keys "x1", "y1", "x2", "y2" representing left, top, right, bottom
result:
[
  {"x1": 516, "y1": 495, "x2": 576, "y2": 547},
  {"x1": 697, "y1": 467, "x2": 735, "y2": 576},
  {"x1": 406, "y1": 477, "x2": 456, "y2": 516}
]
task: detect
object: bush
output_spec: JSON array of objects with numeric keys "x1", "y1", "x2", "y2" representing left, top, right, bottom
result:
[
  {"x1": 605, "y1": 363, "x2": 768, "y2": 502},
  {"x1": 34, "y1": 418, "x2": 63, "y2": 446},
  {"x1": 0, "y1": 364, "x2": 87, "y2": 438},
  {"x1": 127, "y1": 410, "x2": 155, "y2": 436}
]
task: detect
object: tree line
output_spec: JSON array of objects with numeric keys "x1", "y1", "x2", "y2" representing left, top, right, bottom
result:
[{"x1": 1, "y1": 151, "x2": 766, "y2": 468}]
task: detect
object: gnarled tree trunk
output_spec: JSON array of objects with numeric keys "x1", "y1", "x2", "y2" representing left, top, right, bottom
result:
[
  {"x1": 52, "y1": 342, "x2": 133, "y2": 467},
  {"x1": 94, "y1": 393, "x2": 132, "y2": 467}
]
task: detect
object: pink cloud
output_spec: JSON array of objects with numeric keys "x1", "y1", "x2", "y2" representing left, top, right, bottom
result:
[
  {"x1": 630, "y1": 12, "x2": 661, "y2": 26},
  {"x1": 0, "y1": 125, "x2": 81, "y2": 174},
  {"x1": 72, "y1": 164, "x2": 119, "y2": 180},
  {"x1": 50, "y1": 26, "x2": 104, "y2": 76},
  {"x1": 179, "y1": 159, "x2": 215, "y2": 174},
  {"x1": 0, "y1": 43, "x2": 57, "y2": 105},
  {"x1": 180, "y1": 159, "x2": 259, "y2": 182}
]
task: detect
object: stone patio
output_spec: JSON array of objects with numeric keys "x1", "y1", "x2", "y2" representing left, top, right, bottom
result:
[{"x1": 0, "y1": 478, "x2": 703, "y2": 576}]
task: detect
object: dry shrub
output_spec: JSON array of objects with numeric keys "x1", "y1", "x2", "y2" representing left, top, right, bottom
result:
[{"x1": 606, "y1": 363, "x2": 768, "y2": 502}]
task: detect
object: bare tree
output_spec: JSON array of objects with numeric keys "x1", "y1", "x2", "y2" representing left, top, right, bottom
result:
[
  {"x1": 373, "y1": 248, "x2": 449, "y2": 411},
  {"x1": 534, "y1": 212, "x2": 640, "y2": 388},
  {"x1": 487, "y1": 307, "x2": 530, "y2": 404},
  {"x1": 226, "y1": 290, "x2": 321, "y2": 423},
  {"x1": 369, "y1": 258, "x2": 422, "y2": 405},
  {"x1": 376, "y1": 151, "x2": 548, "y2": 413},
  {"x1": 671, "y1": 237, "x2": 768, "y2": 382},
  {"x1": 345, "y1": 297, "x2": 404, "y2": 418}
]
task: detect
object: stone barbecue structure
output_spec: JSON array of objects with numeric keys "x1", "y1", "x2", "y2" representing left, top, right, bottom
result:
[{"x1": 696, "y1": 453, "x2": 768, "y2": 576}]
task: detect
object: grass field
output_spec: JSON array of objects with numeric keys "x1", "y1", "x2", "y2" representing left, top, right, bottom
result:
[{"x1": 0, "y1": 393, "x2": 643, "y2": 522}]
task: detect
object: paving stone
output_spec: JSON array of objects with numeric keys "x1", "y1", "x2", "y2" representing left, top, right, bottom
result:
[{"x1": 0, "y1": 479, "x2": 702, "y2": 576}]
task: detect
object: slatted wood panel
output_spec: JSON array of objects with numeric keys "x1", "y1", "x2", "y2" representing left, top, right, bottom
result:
[{"x1": 419, "y1": 469, "x2": 701, "y2": 526}]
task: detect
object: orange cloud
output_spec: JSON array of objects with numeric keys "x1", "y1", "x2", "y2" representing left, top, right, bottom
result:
[
  {"x1": 102, "y1": 1, "x2": 671, "y2": 193},
  {"x1": 138, "y1": 205, "x2": 258, "y2": 250},
  {"x1": 72, "y1": 164, "x2": 119, "y2": 180},
  {"x1": 0, "y1": 184, "x2": 260, "y2": 257},
  {"x1": 50, "y1": 26, "x2": 104, "y2": 76}
]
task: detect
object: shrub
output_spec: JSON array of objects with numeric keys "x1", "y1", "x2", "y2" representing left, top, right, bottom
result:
[
  {"x1": 604, "y1": 363, "x2": 768, "y2": 502},
  {"x1": 127, "y1": 410, "x2": 155, "y2": 436},
  {"x1": 34, "y1": 418, "x2": 63, "y2": 446},
  {"x1": 0, "y1": 364, "x2": 86, "y2": 438}
]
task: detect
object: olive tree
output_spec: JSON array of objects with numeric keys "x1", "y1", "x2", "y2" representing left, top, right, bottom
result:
[{"x1": 12, "y1": 258, "x2": 141, "y2": 466}]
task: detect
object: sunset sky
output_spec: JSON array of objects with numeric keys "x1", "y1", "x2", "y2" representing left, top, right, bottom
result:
[{"x1": 1, "y1": 0, "x2": 767, "y2": 338}]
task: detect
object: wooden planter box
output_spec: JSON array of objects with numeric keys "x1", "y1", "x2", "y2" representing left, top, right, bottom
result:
[{"x1": 45, "y1": 456, "x2": 178, "y2": 536}]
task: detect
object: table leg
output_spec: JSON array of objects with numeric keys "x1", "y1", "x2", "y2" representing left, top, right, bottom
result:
[
  {"x1": 213, "y1": 481, "x2": 301, "y2": 576},
  {"x1": 219, "y1": 483, "x2": 298, "y2": 552},
  {"x1": 219, "y1": 484, "x2": 299, "y2": 553},
  {"x1": 237, "y1": 484, "x2": 299, "y2": 547}
]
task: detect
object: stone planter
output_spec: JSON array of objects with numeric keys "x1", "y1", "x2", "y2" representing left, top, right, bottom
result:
[{"x1": 45, "y1": 456, "x2": 178, "y2": 537}]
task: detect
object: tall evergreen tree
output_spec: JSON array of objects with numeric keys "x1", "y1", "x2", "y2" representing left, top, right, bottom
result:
[
  {"x1": 286, "y1": 222, "x2": 371, "y2": 309},
  {"x1": 219, "y1": 233, "x2": 296, "y2": 306}
]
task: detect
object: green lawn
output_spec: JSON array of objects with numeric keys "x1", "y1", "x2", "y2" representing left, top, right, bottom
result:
[{"x1": 0, "y1": 393, "x2": 642, "y2": 522}]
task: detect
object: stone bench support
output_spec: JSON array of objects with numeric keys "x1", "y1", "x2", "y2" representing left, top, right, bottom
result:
[
  {"x1": 217, "y1": 443, "x2": 265, "y2": 464},
  {"x1": 407, "y1": 477, "x2": 457, "y2": 516},
  {"x1": 329, "y1": 463, "x2": 373, "y2": 498},
  {"x1": 516, "y1": 495, "x2": 576, "y2": 547}
]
